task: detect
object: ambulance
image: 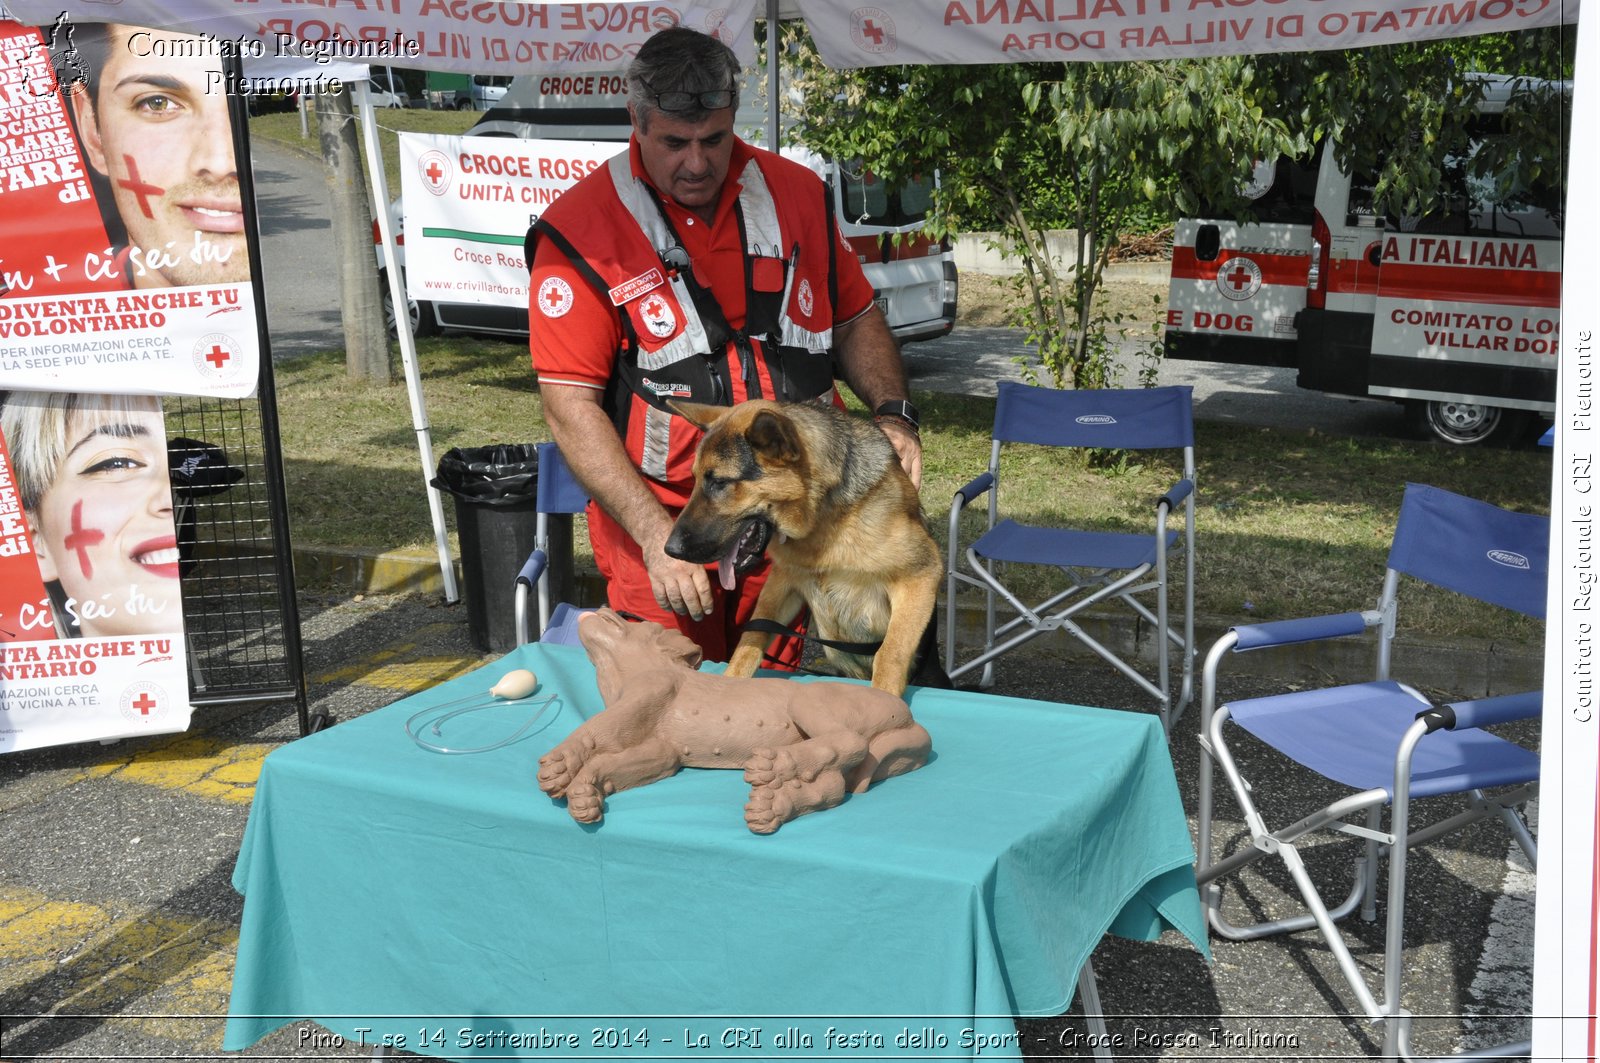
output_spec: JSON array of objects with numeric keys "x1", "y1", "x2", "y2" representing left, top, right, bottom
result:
[
  {"x1": 440, "y1": 72, "x2": 959, "y2": 345},
  {"x1": 1165, "y1": 75, "x2": 1565, "y2": 445}
]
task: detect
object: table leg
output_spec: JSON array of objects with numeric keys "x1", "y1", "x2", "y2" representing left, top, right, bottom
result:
[{"x1": 1077, "y1": 958, "x2": 1113, "y2": 1061}]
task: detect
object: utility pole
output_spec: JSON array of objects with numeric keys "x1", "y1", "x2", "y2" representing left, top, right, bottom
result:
[{"x1": 315, "y1": 87, "x2": 391, "y2": 382}]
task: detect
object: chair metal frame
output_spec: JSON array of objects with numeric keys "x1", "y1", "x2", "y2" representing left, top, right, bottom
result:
[
  {"x1": 1194, "y1": 483, "x2": 1545, "y2": 1061},
  {"x1": 513, "y1": 442, "x2": 588, "y2": 647},
  {"x1": 944, "y1": 382, "x2": 1197, "y2": 731}
]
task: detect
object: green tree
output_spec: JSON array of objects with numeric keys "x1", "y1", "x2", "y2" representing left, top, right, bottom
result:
[{"x1": 781, "y1": 27, "x2": 1571, "y2": 390}]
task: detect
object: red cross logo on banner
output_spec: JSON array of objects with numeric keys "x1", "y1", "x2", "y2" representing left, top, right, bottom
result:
[
  {"x1": 418, "y1": 150, "x2": 452, "y2": 196},
  {"x1": 120, "y1": 682, "x2": 172, "y2": 725},
  {"x1": 851, "y1": 7, "x2": 896, "y2": 53},
  {"x1": 193, "y1": 334, "x2": 240, "y2": 376}
]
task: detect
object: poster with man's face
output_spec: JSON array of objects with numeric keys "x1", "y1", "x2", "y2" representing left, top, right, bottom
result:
[
  {"x1": 0, "y1": 17, "x2": 260, "y2": 397},
  {"x1": 0, "y1": 17, "x2": 274, "y2": 750}
]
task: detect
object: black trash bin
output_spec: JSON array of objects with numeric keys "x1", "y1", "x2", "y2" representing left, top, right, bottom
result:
[{"x1": 432, "y1": 444, "x2": 573, "y2": 652}]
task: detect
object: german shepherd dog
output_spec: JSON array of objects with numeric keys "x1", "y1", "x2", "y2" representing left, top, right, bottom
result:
[{"x1": 664, "y1": 399, "x2": 944, "y2": 697}]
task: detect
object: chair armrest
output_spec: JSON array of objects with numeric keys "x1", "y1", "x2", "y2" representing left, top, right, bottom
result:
[
  {"x1": 1419, "y1": 690, "x2": 1542, "y2": 733},
  {"x1": 949, "y1": 472, "x2": 996, "y2": 557},
  {"x1": 1230, "y1": 611, "x2": 1375, "y2": 652},
  {"x1": 516, "y1": 548, "x2": 549, "y2": 588},
  {"x1": 952, "y1": 472, "x2": 995, "y2": 509},
  {"x1": 1157, "y1": 478, "x2": 1195, "y2": 511}
]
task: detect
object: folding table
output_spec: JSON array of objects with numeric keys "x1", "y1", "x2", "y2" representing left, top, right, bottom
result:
[{"x1": 224, "y1": 642, "x2": 1206, "y2": 1061}]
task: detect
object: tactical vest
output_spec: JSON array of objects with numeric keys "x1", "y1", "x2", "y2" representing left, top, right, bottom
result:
[{"x1": 529, "y1": 148, "x2": 842, "y2": 487}]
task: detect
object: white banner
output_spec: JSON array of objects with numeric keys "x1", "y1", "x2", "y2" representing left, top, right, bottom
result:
[
  {"x1": 0, "y1": 286, "x2": 260, "y2": 398},
  {"x1": 2, "y1": 1, "x2": 756, "y2": 76},
  {"x1": 399, "y1": 132, "x2": 619, "y2": 309},
  {"x1": 1531, "y1": 2, "x2": 1598, "y2": 1054},
  {"x1": 802, "y1": 0, "x2": 1577, "y2": 67}
]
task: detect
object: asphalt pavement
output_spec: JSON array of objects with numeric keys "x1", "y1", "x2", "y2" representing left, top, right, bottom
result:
[{"x1": 0, "y1": 139, "x2": 1541, "y2": 1062}]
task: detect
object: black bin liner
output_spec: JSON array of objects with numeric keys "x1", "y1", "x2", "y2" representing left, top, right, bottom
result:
[{"x1": 431, "y1": 444, "x2": 572, "y2": 652}]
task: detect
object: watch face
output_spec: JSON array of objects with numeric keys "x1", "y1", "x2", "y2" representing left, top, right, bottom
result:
[{"x1": 878, "y1": 400, "x2": 919, "y2": 429}]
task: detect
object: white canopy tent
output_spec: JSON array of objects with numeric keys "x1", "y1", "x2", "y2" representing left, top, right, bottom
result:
[{"x1": 8, "y1": 4, "x2": 1589, "y2": 1052}]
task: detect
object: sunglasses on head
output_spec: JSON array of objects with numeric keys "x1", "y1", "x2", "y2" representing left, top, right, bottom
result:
[{"x1": 648, "y1": 87, "x2": 735, "y2": 113}]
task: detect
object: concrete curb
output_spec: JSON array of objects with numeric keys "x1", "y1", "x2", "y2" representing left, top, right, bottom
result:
[{"x1": 295, "y1": 544, "x2": 1544, "y2": 695}]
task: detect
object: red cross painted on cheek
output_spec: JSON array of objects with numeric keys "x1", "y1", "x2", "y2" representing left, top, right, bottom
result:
[
  {"x1": 116, "y1": 154, "x2": 165, "y2": 219},
  {"x1": 63, "y1": 499, "x2": 106, "y2": 580}
]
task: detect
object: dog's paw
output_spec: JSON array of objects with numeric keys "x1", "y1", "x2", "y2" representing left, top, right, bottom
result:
[
  {"x1": 565, "y1": 780, "x2": 605, "y2": 824},
  {"x1": 743, "y1": 746, "x2": 800, "y2": 788},
  {"x1": 537, "y1": 745, "x2": 585, "y2": 798},
  {"x1": 744, "y1": 783, "x2": 793, "y2": 834}
]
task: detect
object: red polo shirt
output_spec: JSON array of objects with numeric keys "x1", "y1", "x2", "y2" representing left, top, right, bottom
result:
[{"x1": 529, "y1": 135, "x2": 876, "y2": 397}]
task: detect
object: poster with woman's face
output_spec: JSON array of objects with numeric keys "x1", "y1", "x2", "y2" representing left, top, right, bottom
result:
[
  {"x1": 0, "y1": 392, "x2": 192, "y2": 753},
  {"x1": 0, "y1": 18, "x2": 248, "y2": 750}
]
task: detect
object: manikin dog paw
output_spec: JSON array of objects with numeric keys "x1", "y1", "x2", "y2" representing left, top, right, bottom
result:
[{"x1": 718, "y1": 517, "x2": 773, "y2": 590}]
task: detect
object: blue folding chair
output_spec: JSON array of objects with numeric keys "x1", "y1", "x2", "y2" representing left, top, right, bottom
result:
[
  {"x1": 513, "y1": 442, "x2": 589, "y2": 647},
  {"x1": 1196, "y1": 483, "x2": 1546, "y2": 1060},
  {"x1": 945, "y1": 382, "x2": 1197, "y2": 730}
]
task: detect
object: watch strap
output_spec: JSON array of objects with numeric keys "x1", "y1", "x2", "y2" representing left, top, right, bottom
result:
[{"x1": 873, "y1": 399, "x2": 920, "y2": 431}]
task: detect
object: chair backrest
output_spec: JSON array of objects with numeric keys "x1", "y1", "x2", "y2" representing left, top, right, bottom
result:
[
  {"x1": 992, "y1": 381, "x2": 1195, "y2": 450},
  {"x1": 1387, "y1": 482, "x2": 1549, "y2": 619},
  {"x1": 536, "y1": 442, "x2": 588, "y2": 516}
]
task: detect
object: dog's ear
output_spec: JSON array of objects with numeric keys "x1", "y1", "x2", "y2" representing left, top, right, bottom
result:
[
  {"x1": 747, "y1": 409, "x2": 803, "y2": 465},
  {"x1": 667, "y1": 399, "x2": 727, "y2": 431}
]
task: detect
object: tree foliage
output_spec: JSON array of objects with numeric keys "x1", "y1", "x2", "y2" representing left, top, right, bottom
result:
[{"x1": 779, "y1": 26, "x2": 1572, "y2": 390}]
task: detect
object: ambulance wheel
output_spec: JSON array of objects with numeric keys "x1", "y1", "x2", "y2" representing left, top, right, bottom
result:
[
  {"x1": 381, "y1": 270, "x2": 438, "y2": 340},
  {"x1": 1407, "y1": 400, "x2": 1526, "y2": 447}
]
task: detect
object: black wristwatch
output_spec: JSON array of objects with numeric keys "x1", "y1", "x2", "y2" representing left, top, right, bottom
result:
[{"x1": 873, "y1": 399, "x2": 921, "y2": 433}]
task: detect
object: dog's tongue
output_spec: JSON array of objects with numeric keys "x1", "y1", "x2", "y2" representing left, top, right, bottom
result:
[{"x1": 717, "y1": 544, "x2": 739, "y2": 591}]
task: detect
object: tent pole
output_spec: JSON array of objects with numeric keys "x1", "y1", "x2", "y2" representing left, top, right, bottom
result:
[
  {"x1": 355, "y1": 82, "x2": 461, "y2": 603},
  {"x1": 766, "y1": 0, "x2": 780, "y2": 149}
]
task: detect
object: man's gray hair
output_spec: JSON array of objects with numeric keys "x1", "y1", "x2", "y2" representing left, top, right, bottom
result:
[{"x1": 626, "y1": 27, "x2": 741, "y2": 129}]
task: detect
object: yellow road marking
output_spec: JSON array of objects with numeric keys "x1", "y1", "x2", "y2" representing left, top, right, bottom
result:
[
  {"x1": 0, "y1": 882, "x2": 237, "y2": 1048},
  {"x1": 74, "y1": 735, "x2": 267, "y2": 804},
  {"x1": 313, "y1": 623, "x2": 485, "y2": 692}
]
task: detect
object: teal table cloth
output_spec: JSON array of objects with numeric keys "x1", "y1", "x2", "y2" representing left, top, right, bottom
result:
[{"x1": 224, "y1": 642, "x2": 1206, "y2": 1061}]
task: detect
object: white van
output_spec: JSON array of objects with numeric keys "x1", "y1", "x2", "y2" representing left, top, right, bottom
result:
[
  {"x1": 1166, "y1": 75, "x2": 1565, "y2": 445},
  {"x1": 465, "y1": 74, "x2": 958, "y2": 344}
]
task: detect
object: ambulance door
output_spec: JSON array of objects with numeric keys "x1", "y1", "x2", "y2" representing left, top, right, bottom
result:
[
  {"x1": 1292, "y1": 146, "x2": 1389, "y2": 399},
  {"x1": 1165, "y1": 152, "x2": 1318, "y2": 368},
  {"x1": 832, "y1": 164, "x2": 957, "y2": 345},
  {"x1": 1365, "y1": 123, "x2": 1563, "y2": 445}
]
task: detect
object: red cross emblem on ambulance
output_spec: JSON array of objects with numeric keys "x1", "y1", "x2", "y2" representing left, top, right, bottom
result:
[{"x1": 1216, "y1": 255, "x2": 1262, "y2": 301}]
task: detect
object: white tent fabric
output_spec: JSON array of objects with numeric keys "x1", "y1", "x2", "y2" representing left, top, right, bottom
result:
[
  {"x1": 7, "y1": 8, "x2": 1590, "y2": 1051},
  {"x1": 4, "y1": 0, "x2": 1578, "y2": 72}
]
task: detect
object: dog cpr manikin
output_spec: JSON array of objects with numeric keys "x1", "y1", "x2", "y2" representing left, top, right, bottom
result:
[{"x1": 536, "y1": 608, "x2": 931, "y2": 834}]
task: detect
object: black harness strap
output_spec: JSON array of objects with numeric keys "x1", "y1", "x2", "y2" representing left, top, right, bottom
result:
[{"x1": 743, "y1": 617, "x2": 883, "y2": 659}]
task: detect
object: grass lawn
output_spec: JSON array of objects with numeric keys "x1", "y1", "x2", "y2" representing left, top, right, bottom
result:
[
  {"x1": 247, "y1": 114, "x2": 1553, "y2": 644},
  {"x1": 271, "y1": 336, "x2": 1553, "y2": 643}
]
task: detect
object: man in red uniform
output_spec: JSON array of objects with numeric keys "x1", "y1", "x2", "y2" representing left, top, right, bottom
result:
[{"x1": 528, "y1": 27, "x2": 922, "y2": 664}]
